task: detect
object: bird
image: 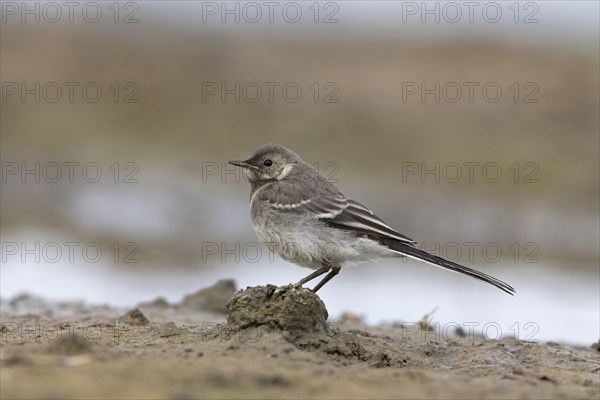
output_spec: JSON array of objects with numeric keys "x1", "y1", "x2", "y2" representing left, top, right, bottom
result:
[{"x1": 229, "y1": 144, "x2": 515, "y2": 295}]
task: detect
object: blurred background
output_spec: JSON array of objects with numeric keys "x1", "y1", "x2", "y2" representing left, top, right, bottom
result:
[{"x1": 1, "y1": 1, "x2": 598, "y2": 344}]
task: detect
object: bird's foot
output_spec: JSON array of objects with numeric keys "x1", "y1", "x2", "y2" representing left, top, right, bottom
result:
[{"x1": 269, "y1": 284, "x2": 292, "y2": 300}]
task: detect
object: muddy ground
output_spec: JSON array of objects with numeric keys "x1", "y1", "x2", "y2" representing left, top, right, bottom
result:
[{"x1": 1, "y1": 281, "x2": 598, "y2": 400}]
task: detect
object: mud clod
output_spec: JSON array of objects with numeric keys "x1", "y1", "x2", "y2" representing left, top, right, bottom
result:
[
  {"x1": 179, "y1": 279, "x2": 236, "y2": 314},
  {"x1": 46, "y1": 332, "x2": 93, "y2": 355},
  {"x1": 158, "y1": 321, "x2": 183, "y2": 337},
  {"x1": 226, "y1": 284, "x2": 328, "y2": 333},
  {"x1": 118, "y1": 307, "x2": 149, "y2": 326}
]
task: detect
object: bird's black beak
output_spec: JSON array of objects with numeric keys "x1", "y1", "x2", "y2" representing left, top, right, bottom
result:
[{"x1": 228, "y1": 160, "x2": 258, "y2": 170}]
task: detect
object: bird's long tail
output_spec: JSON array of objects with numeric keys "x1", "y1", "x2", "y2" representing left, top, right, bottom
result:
[{"x1": 387, "y1": 240, "x2": 515, "y2": 295}]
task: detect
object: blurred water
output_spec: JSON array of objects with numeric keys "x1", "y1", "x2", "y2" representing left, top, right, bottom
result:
[
  {"x1": 151, "y1": 0, "x2": 599, "y2": 43},
  {"x1": 3, "y1": 179, "x2": 598, "y2": 262},
  {"x1": 1, "y1": 228, "x2": 598, "y2": 345}
]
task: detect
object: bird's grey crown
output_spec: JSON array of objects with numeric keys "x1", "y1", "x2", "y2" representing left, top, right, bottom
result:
[{"x1": 245, "y1": 143, "x2": 301, "y2": 165}]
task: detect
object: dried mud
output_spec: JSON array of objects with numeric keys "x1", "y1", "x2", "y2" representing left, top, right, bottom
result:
[{"x1": 1, "y1": 282, "x2": 598, "y2": 399}]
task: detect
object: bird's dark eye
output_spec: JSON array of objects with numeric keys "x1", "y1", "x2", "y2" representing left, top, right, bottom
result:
[{"x1": 263, "y1": 159, "x2": 273, "y2": 167}]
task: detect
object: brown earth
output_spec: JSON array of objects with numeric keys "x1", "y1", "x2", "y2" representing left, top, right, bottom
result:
[{"x1": 1, "y1": 282, "x2": 598, "y2": 399}]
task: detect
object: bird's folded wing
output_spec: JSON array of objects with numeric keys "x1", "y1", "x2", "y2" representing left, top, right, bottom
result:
[
  {"x1": 265, "y1": 185, "x2": 347, "y2": 217},
  {"x1": 325, "y1": 199, "x2": 417, "y2": 245},
  {"x1": 264, "y1": 185, "x2": 415, "y2": 245}
]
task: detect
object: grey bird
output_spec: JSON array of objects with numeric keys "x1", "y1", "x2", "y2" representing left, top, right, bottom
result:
[{"x1": 229, "y1": 144, "x2": 515, "y2": 295}]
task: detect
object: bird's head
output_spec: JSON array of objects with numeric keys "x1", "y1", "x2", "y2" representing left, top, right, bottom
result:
[{"x1": 229, "y1": 144, "x2": 301, "y2": 183}]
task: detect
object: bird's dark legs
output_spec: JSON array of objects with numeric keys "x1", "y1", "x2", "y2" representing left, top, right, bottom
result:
[
  {"x1": 311, "y1": 265, "x2": 341, "y2": 293},
  {"x1": 294, "y1": 264, "x2": 341, "y2": 293},
  {"x1": 295, "y1": 266, "x2": 329, "y2": 286}
]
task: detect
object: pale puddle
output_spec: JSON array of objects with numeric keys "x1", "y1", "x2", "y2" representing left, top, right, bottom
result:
[{"x1": 1, "y1": 231, "x2": 598, "y2": 345}]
